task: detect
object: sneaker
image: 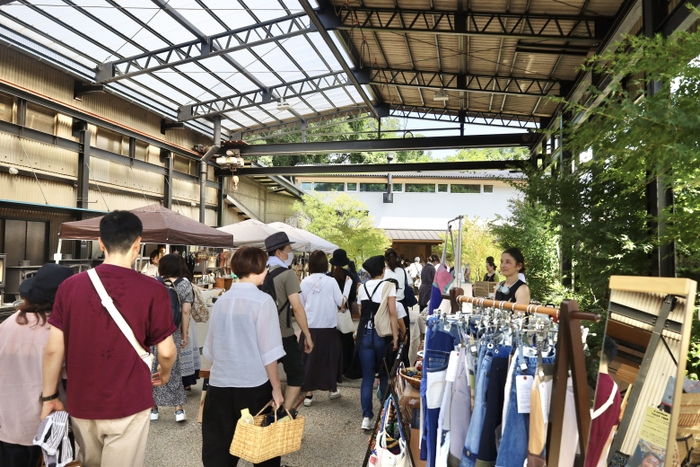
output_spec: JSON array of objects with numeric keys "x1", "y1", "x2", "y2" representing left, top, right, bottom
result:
[
  {"x1": 174, "y1": 409, "x2": 186, "y2": 422},
  {"x1": 361, "y1": 417, "x2": 373, "y2": 430},
  {"x1": 329, "y1": 390, "x2": 341, "y2": 400},
  {"x1": 303, "y1": 395, "x2": 314, "y2": 407},
  {"x1": 150, "y1": 409, "x2": 159, "y2": 421}
]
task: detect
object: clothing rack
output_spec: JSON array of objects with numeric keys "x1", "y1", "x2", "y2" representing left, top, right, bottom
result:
[{"x1": 456, "y1": 292, "x2": 600, "y2": 467}]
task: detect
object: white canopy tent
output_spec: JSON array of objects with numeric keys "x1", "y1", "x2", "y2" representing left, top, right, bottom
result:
[
  {"x1": 217, "y1": 219, "x2": 309, "y2": 251},
  {"x1": 268, "y1": 222, "x2": 338, "y2": 254}
]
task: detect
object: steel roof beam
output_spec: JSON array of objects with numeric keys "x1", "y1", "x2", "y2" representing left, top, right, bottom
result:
[
  {"x1": 358, "y1": 68, "x2": 573, "y2": 97},
  {"x1": 96, "y1": 11, "x2": 312, "y2": 83},
  {"x1": 321, "y1": 7, "x2": 612, "y2": 44},
  {"x1": 217, "y1": 159, "x2": 526, "y2": 176},
  {"x1": 299, "y1": 0, "x2": 381, "y2": 120},
  {"x1": 227, "y1": 133, "x2": 532, "y2": 156},
  {"x1": 390, "y1": 105, "x2": 539, "y2": 128},
  {"x1": 179, "y1": 71, "x2": 349, "y2": 120},
  {"x1": 238, "y1": 107, "x2": 373, "y2": 140}
]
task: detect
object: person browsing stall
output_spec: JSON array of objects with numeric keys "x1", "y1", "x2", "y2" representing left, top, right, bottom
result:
[
  {"x1": 494, "y1": 247, "x2": 530, "y2": 305},
  {"x1": 264, "y1": 232, "x2": 314, "y2": 411},
  {"x1": 41, "y1": 210, "x2": 177, "y2": 467},
  {"x1": 0, "y1": 263, "x2": 73, "y2": 467},
  {"x1": 300, "y1": 250, "x2": 351, "y2": 407},
  {"x1": 201, "y1": 246, "x2": 286, "y2": 467}
]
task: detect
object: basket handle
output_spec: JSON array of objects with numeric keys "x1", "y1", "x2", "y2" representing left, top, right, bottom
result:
[{"x1": 254, "y1": 400, "x2": 294, "y2": 421}]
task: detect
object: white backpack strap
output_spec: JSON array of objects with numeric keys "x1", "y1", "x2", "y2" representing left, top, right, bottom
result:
[
  {"x1": 591, "y1": 381, "x2": 618, "y2": 420},
  {"x1": 87, "y1": 269, "x2": 151, "y2": 369}
]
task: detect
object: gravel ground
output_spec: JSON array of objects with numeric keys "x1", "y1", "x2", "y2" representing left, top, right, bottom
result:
[{"x1": 144, "y1": 375, "x2": 376, "y2": 467}]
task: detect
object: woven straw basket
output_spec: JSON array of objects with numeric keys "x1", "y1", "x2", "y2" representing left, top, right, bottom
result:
[
  {"x1": 399, "y1": 368, "x2": 422, "y2": 389},
  {"x1": 679, "y1": 393, "x2": 700, "y2": 427},
  {"x1": 229, "y1": 403, "x2": 305, "y2": 463}
]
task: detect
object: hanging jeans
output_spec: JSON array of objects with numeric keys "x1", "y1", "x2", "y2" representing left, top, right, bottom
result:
[
  {"x1": 421, "y1": 320, "x2": 460, "y2": 467},
  {"x1": 358, "y1": 327, "x2": 390, "y2": 418},
  {"x1": 477, "y1": 346, "x2": 512, "y2": 466},
  {"x1": 495, "y1": 348, "x2": 555, "y2": 467},
  {"x1": 460, "y1": 344, "x2": 491, "y2": 467}
]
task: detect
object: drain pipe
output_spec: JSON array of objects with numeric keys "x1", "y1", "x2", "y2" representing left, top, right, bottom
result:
[{"x1": 200, "y1": 117, "x2": 221, "y2": 224}]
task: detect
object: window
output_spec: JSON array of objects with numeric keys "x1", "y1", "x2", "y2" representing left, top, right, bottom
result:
[
  {"x1": 301, "y1": 182, "x2": 312, "y2": 190},
  {"x1": 438, "y1": 184, "x2": 448, "y2": 193},
  {"x1": 0, "y1": 92, "x2": 13, "y2": 123},
  {"x1": 406, "y1": 183, "x2": 435, "y2": 193},
  {"x1": 451, "y1": 184, "x2": 481, "y2": 193},
  {"x1": 1, "y1": 219, "x2": 48, "y2": 266},
  {"x1": 347, "y1": 182, "x2": 357, "y2": 191},
  {"x1": 392, "y1": 183, "x2": 403, "y2": 192},
  {"x1": 483, "y1": 184, "x2": 494, "y2": 193},
  {"x1": 26, "y1": 103, "x2": 56, "y2": 134},
  {"x1": 360, "y1": 183, "x2": 386, "y2": 192},
  {"x1": 314, "y1": 182, "x2": 344, "y2": 192}
]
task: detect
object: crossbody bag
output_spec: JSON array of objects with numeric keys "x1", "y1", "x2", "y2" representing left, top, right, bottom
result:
[{"x1": 87, "y1": 268, "x2": 154, "y2": 370}]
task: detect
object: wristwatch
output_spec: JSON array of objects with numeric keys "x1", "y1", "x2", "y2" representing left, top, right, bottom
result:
[{"x1": 39, "y1": 391, "x2": 59, "y2": 402}]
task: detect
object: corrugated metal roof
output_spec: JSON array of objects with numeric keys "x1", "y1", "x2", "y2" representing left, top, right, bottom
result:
[{"x1": 384, "y1": 229, "x2": 444, "y2": 242}]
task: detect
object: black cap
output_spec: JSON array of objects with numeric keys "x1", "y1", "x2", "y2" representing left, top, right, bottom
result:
[
  {"x1": 19, "y1": 263, "x2": 74, "y2": 304},
  {"x1": 265, "y1": 232, "x2": 294, "y2": 252},
  {"x1": 362, "y1": 255, "x2": 386, "y2": 278},
  {"x1": 330, "y1": 249, "x2": 350, "y2": 267}
]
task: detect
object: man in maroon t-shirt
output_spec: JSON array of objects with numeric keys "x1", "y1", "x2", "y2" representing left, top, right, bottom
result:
[{"x1": 41, "y1": 211, "x2": 177, "y2": 467}]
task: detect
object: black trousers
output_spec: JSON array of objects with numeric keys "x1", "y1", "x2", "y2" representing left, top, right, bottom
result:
[
  {"x1": 201, "y1": 381, "x2": 281, "y2": 467},
  {"x1": 0, "y1": 441, "x2": 42, "y2": 467}
]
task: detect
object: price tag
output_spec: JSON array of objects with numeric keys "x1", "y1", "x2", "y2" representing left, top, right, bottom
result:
[
  {"x1": 516, "y1": 375, "x2": 534, "y2": 413},
  {"x1": 444, "y1": 321, "x2": 452, "y2": 332},
  {"x1": 446, "y1": 351, "x2": 460, "y2": 382},
  {"x1": 520, "y1": 362, "x2": 528, "y2": 372},
  {"x1": 470, "y1": 345, "x2": 478, "y2": 355}
]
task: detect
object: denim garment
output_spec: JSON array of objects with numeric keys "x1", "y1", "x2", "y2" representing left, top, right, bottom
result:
[
  {"x1": 358, "y1": 327, "x2": 389, "y2": 418},
  {"x1": 459, "y1": 345, "x2": 496, "y2": 467},
  {"x1": 495, "y1": 348, "x2": 556, "y2": 467},
  {"x1": 477, "y1": 349, "x2": 511, "y2": 463},
  {"x1": 420, "y1": 320, "x2": 460, "y2": 466}
]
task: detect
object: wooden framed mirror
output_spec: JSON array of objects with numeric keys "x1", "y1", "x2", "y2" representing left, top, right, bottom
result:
[{"x1": 588, "y1": 276, "x2": 697, "y2": 467}]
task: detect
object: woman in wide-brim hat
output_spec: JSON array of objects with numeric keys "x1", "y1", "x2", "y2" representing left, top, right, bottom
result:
[
  {"x1": 0, "y1": 263, "x2": 73, "y2": 467},
  {"x1": 328, "y1": 249, "x2": 359, "y2": 374}
]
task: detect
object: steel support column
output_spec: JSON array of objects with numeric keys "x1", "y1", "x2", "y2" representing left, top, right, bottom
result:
[
  {"x1": 77, "y1": 127, "x2": 91, "y2": 259},
  {"x1": 162, "y1": 150, "x2": 173, "y2": 209},
  {"x1": 644, "y1": 0, "x2": 675, "y2": 277}
]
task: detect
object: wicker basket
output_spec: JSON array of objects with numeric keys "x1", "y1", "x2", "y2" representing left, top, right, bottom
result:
[
  {"x1": 679, "y1": 393, "x2": 700, "y2": 427},
  {"x1": 229, "y1": 403, "x2": 305, "y2": 463},
  {"x1": 399, "y1": 368, "x2": 422, "y2": 389}
]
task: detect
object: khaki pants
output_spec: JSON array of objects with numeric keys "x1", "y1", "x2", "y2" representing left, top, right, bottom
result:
[{"x1": 71, "y1": 408, "x2": 150, "y2": 467}]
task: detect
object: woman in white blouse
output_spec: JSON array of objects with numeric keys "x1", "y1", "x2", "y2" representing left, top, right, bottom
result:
[
  {"x1": 299, "y1": 250, "x2": 351, "y2": 407},
  {"x1": 201, "y1": 246, "x2": 286, "y2": 467},
  {"x1": 383, "y1": 248, "x2": 410, "y2": 337}
]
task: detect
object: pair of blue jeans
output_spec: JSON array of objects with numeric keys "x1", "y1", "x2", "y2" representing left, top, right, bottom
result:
[
  {"x1": 358, "y1": 327, "x2": 389, "y2": 418},
  {"x1": 420, "y1": 318, "x2": 460, "y2": 467},
  {"x1": 495, "y1": 348, "x2": 556, "y2": 467}
]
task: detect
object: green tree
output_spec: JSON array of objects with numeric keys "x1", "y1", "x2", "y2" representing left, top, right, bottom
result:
[
  {"x1": 293, "y1": 193, "x2": 391, "y2": 263},
  {"x1": 446, "y1": 147, "x2": 530, "y2": 162}
]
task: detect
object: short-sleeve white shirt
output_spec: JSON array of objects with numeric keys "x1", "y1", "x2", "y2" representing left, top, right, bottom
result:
[{"x1": 203, "y1": 282, "x2": 285, "y2": 388}]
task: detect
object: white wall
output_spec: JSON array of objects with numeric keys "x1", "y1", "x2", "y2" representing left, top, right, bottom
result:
[{"x1": 299, "y1": 179, "x2": 522, "y2": 229}]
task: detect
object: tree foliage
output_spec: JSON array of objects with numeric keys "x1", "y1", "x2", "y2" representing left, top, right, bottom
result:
[
  {"x1": 293, "y1": 193, "x2": 391, "y2": 263},
  {"x1": 446, "y1": 147, "x2": 530, "y2": 162}
]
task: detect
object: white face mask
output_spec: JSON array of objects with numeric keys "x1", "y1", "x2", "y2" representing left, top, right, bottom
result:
[{"x1": 283, "y1": 252, "x2": 294, "y2": 267}]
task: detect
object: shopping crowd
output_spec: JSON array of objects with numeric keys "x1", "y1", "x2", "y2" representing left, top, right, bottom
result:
[{"x1": 0, "y1": 210, "x2": 530, "y2": 467}]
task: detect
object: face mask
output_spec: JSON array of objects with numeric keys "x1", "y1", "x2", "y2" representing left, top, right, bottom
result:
[{"x1": 284, "y1": 253, "x2": 294, "y2": 267}]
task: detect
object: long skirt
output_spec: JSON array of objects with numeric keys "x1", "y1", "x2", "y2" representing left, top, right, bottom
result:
[
  {"x1": 299, "y1": 328, "x2": 343, "y2": 392},
  {"x1": 152, "y1": 329, "x2": 187, "y2": 407}
]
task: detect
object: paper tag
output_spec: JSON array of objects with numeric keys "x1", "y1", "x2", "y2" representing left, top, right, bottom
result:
[
  {"x1": 520, "y1": 362, "x2": 528, "y2": 372},
  {"x1": 539, "y1": 379, "x2": 552, "y2": 421},
  {"x1": 470, "y1": 345, "x2": 478, "y2": 355},
  {"x1": 516, "y1": 375, "x2": 534, "y2": 413},
  {"x1": 445, "y1": 351, "x2": 460, "y2": 382},
  {"x1": 444, "y1": 322, "x2": 451, "y2": 332}
]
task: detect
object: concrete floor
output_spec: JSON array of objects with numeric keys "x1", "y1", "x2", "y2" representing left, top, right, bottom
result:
[{"x1": 144, "y1": 375, "x2": 375, "y2": 467}]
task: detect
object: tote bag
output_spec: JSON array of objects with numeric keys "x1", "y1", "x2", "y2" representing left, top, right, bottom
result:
[{"x1": 337, "y1": 299, "x2": 355, "y2": 334}]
